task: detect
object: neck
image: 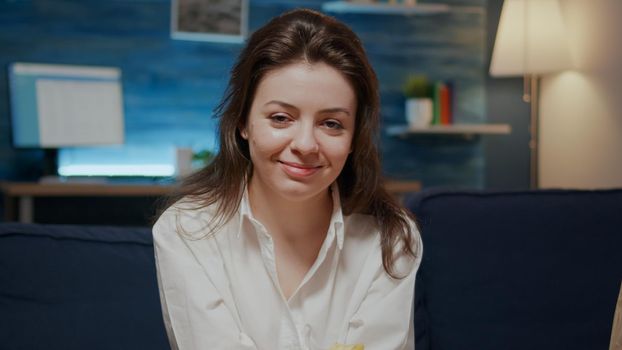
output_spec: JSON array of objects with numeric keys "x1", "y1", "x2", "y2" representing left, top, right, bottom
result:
[{"x1": 247, "y1": 179, "x2": 333, "y2": 242}]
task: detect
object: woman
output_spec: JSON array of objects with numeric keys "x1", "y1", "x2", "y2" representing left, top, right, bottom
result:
[{"x1": 153, "y1": 8, "x2": 422, "y2": 350}]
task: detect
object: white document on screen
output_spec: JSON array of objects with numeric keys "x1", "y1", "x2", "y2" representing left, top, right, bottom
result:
[{"x1": 35, "y1": 78, "x2": 124, "y2": 147}]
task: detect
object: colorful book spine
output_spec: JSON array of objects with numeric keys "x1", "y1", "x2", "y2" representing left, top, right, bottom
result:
[
  {"x1": 440, "y1": 82, "x2": 451, "y2": 125},
  {"x1": 431, "y1": 80, "x2": 453, "y2": 125},
  {"x1": 432, "y1": 81, "x2": 441, "y2": 125},
  {"x1": 449, "y1": 81, "x2": 454, "y2": 124}
]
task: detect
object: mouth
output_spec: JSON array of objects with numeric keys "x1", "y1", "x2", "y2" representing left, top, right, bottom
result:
[{"x1": 278, "y1": 160, "x2": 323, "y2": 178}]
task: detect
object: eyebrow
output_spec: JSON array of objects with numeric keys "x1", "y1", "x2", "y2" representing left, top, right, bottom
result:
[{"x1": 264, "y1": 100, "x2": 352, "y2": 116}]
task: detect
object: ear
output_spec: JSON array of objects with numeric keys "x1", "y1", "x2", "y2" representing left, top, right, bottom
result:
[{"x1": 239, "y1": 126, "x2": 248, "y2": 140}]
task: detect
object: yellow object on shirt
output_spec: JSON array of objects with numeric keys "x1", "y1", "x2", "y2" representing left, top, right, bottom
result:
[{"x1": 330, "y1": 344, "x2": 365, "y2": 350}]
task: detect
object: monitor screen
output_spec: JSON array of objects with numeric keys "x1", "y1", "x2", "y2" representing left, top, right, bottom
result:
[{"x1": 8, "y1": 62, "x2": 124, "y2": 149}]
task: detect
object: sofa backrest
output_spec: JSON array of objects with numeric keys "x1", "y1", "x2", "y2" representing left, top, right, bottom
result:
[
  {"x1": 408, "y1": 189, "x2": 622, "y2": 350},
  {"x1": 0, "y1": 223, "x2": 170, "y2": 350}
]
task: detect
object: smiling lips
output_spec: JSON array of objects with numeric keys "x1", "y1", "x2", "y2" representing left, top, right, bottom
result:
[{"x1": 278, "y1": 160, "x2": 322, "y2": 178}]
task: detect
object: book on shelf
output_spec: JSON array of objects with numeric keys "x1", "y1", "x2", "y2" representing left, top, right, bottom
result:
[
  {"x1": 431, "y1": 80, "x2": 453, "y2": 126},
  {"x1": 432, "y1": 81, "x2": 442, "y2": 125},
  {"x1": 440, "y1": 81, "x2": 452, "y2": 125}
]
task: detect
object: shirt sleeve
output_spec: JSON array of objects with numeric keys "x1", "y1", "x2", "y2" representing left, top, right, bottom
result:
[
  {"x1": 343, "y1": 227, "x2": 423, "y2": 350},
  {"x1": 153, "y1": 210, "x2": 258, "y2": 350}
]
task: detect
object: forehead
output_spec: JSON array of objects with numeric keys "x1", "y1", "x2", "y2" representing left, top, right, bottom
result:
[{"x1": 252, "y1": 61, "x2": 357, "y2": 111}]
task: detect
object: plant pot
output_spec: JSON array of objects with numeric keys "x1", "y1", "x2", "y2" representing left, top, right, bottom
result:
[{"x1": 405, "y1": 98, "x2": 433, "y2": 127}]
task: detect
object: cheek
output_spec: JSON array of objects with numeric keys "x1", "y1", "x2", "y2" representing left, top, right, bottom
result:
[
  {"x1": 247, "y1": 124, "x2": 290, "y2": 156},
  {"x1": 321, "y1": 137, "x2": 353, "y2": 164}
]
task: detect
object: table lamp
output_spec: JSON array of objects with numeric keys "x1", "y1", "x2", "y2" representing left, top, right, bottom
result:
[{"x1": 489, "y1": 0, "x2": 573, "y2": 189}]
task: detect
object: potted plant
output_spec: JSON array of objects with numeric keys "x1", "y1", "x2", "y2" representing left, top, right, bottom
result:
[
  {"x1": 174, "y1": 148, "x2": 215, "y2": 178},
  {"x1": 192, "y1": 149, "x2": 215, "y2": 169},
  {"x1": 403, "y1": 74, "x2": 433, "y2": 127}
]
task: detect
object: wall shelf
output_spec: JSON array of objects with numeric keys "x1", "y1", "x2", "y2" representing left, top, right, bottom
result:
[
  {"x1": 321, "y1": 1, "x2": 451, "y2": 15},
  {"x1": 386, "y1": 124, "x2": 512, "y2": 137}
]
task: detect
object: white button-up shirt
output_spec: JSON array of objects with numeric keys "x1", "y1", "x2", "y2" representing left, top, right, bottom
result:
[{"x1": 153, "y1": 184, "x2": 422, "y2": 350}]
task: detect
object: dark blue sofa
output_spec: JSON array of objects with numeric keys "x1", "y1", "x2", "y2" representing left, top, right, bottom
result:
[
  {"x1": 409, "y1": 189, "x2": 622, "y2": 350},
  {"x1": 1, "y1": 189, "x2": 621, "y2": 350},
  {"x1": 0, "y1": 223, "x2": 170, "y2": 350}
]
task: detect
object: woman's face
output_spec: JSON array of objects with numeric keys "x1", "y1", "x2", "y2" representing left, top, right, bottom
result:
[{"x1": 241, "y1": 61, "x2": 356, "y2": 203}]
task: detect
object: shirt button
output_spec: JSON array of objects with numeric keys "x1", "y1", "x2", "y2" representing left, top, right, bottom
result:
[{"x1": 349, "y1": 318, "x2": 364, "y2": 328}]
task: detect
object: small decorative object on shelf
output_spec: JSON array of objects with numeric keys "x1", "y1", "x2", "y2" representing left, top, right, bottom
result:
[
  {"x1": 403, "y1": 75, "x2": 433, "y2": 127},
  {"x1": 403, "y1": 74, "x2": 455, "y2": 128},
  {"x1": 192, "y1": 149, "x2": 215, "y2": 168},
  {"x1": 175, "y1": 147, "x2": 194, "y2": 178},
  {"x1": 176, "y1": 148, "x2": 214, "y2": 178}
]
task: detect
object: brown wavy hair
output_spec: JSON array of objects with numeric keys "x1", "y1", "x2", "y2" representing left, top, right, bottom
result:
[{"x1": 162, "y1": 8, "x2": 417, "y2": 278}]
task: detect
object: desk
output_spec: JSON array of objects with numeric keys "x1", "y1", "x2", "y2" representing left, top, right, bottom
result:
[
  {"x1": 1, "y1": 180, "x2": 421, "y2": 223},
  {"x1": 384, "y1": 179, "x2": 422, "y2": 197},
  {"x1": 1, "y1": 182, "x2": 174, "y2": 223}
]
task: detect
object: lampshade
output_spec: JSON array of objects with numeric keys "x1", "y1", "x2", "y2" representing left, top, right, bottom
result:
[{"x1": 490, "y1": 0, "x2": 573, "y2": 77}]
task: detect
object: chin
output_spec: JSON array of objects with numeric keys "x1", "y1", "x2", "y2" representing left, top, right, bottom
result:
[{"x1": 272, "y1": 180, "x2": 331, "y2": 202}]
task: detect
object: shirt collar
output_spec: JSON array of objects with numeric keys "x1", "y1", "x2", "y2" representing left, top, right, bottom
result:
[
  {"x1": 238, "y1": 182, "x2": 345, "y2": 250},
  {"x1": 239, "y1": 184, "x2": 253, "y2": 225},
  {"x1": 329, "y1": 182, "x2": 345, "y2": 250}
]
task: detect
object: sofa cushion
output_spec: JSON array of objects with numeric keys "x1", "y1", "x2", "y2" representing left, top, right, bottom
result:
[
  {"x1": 409, "y1": 189, "x2": 622, "y2": 350},
  {"x1": 0, "y1": 223, "x2": 169, "y2": 350}
]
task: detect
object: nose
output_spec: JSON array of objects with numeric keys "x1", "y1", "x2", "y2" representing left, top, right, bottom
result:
[{"x1": 291, "y1": 121, "x2": 319, "y2": 155}]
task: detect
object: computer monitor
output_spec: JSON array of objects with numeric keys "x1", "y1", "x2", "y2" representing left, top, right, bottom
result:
[{"x1": 8, "y1": 62, "x2": 125, "y2": 176}]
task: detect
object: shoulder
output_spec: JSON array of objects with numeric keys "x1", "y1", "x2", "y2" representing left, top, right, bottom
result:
[
  {"x1": 343, "y1": 212, "x2": 377, "y2": 234},
  {"x1": 342, "y1": 212, "x2": 381, "y2": 252},
  {"x1": 344, "y1": 211, "x2": 421, "y2": 253},
  {"x1": 404, "y1": 214, "x2": 422, "y2": 257},
  {"x1": 344, "y1": 211, "x2": 422, "y2": 277},
  {"x1": 152, "y1": 196, "x2": 222, "y2": 242},
  {"x1": 391, "y1": 214, "x2": 422, "y2": 277}
]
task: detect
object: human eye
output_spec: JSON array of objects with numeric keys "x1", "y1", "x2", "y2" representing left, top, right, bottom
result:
[
  {"x1": 269, "y1": 114, "x2": 292, "y2": 125},
  {"x1": 322, "y1": 119, "x2": 344, "y2": 130}
]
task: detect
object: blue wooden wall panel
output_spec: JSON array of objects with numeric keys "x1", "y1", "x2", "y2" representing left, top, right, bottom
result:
[{"x1": 0, "y1": 0, "x2": 486, "y2": 187}]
